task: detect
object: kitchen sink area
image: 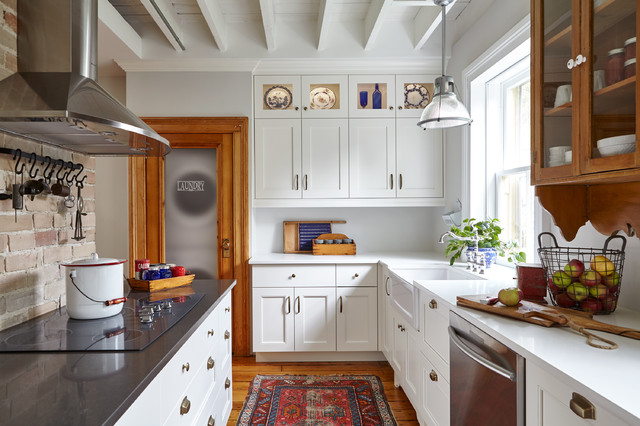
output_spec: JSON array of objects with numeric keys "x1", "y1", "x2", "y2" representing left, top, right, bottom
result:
[{"x1": 388, "y1": 266, "x2": 482, "y2": 330}]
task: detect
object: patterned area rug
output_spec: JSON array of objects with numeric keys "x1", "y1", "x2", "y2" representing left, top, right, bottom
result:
[{"x1": 237, "y1": 374, "x2": 398, "y2": 425}]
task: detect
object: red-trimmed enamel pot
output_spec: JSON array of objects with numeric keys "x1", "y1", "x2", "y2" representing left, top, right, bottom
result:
[{"x1": 62, "y1": 253, "x2": 128, "y2": 320}]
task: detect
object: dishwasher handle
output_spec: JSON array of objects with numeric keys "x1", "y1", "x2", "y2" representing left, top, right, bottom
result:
[{"x1": 448, "y1": 326, "x2": 516, "y2": 382}]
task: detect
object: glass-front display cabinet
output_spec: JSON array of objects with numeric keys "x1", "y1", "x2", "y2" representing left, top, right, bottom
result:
[
  {"x1": 348, "y1": 75, "x2": 396, "y2": 118},
  {"x1": 532, "y1": 0, "x2": 638, "y2": 184}
]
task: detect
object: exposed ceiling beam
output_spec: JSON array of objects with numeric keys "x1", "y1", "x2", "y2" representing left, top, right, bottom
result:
[
  {"x1": 98, "y1": 0, "x2": 142, "y2": 58},
  {"x1": 140, "y1": 0, "x2": 186, "y2": 51},
  {"x1": 317, "y1": 0, "x2": 336, "y2": 51},
  {"x1": 259, "y1": 0, "x2": 276, "y2": 51},
  {"x1": 364, "y1": 0, "x2": 393, "y2": 51},
  {"x1": 196, "y1": 0, "x2": 228, "y2": 51},
  {"x1": 414, "y1": 0, "x2": 456, "y2": 50}
]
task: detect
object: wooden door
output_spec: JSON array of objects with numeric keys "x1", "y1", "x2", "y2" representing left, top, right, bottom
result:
[{"x1": 129, "y1": 117, "x2": 250, "y2": 356}]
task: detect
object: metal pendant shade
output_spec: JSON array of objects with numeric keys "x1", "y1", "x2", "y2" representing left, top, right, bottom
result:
[{"x1": 417, "y1": 0, "x2": 472, "y2": 129}]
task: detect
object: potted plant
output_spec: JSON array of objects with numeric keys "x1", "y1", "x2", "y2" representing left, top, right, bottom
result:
[{"x1": 443, "y1": 218, "x2": 526, "y2": 267}]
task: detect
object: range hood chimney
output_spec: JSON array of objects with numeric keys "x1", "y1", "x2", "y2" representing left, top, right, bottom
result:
[{"x1": 0, "y1": 0, "x2": 170, "y2": 156}]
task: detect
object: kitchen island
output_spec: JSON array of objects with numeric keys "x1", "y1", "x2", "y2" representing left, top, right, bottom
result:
[{"x1": 0, "y1": 278, "x2": 235, "y2": 426}]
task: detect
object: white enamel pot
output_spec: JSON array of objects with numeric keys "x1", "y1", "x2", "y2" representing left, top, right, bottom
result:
[{"x1": 62, "y1": 253, "x2": 128, "y2": 320}]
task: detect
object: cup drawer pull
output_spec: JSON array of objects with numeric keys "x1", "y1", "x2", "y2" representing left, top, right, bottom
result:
[
  {"x1": 570, "y1": 392, "x2": 596, "y2": 419},
  {"x1": 180, "y1": 396, "x2": 191, "y2": 415},
  {"x1": 207, "y1": 357, "x2": 215, "y2": 370}
]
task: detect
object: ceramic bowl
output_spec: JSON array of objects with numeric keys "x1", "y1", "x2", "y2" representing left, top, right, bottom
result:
[
  {"x1": 598, "y1": 143, "x2": 635, "y2": 157},
  {"x1": 596, "y1": 134, "x2": 635, "y2": 148}
]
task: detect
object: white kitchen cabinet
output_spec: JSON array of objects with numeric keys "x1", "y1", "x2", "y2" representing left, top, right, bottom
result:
[
  {"x1": 337, "y1": 264, "x2": 377, "y2": 287},
  {"x1": 301, "y1": 119, "x2": 349, "y2": 198},
  {"x1": 380, "y1": 266, "x2": 393, "y2": 359},
  {"x1": 349, "y1": 75, "x2": 396, "y2": 118},
  {"x1": 254, "y1": 76, "x2": 302, "y2": 119},
  {"x1": 394, "y1": 75, "x2": 437, "y2": 118},
  {"x1": 419, "y1": 346, "x2": 450, "y2": 426},
  {"x1": 117, "y1": 292, "x2": 232, "y2": 426},
  {"x1": 420, "y1": 290, "x2": 450, "y2": 369},
  {"x1": 336, "y1": 286, "x2": 377, "y2": 351},
  {"x1": 526, "y1": 361, "x2": 630, "y2": 426},
  {"x1": 349, "y1": 118, "x2": 396, "y2": 198},
  {"x1": 404, "y1": 325, "x2": 421, "y2": 406},
  {"x1": 252, "y1": 287, "x2": 294, "y2": 352},
  {"x1": 255, "y1": 118, "x2": 349, "y2": 199},
  {"x1": 396, "y1": 119, "x2": 443, "y2": 198},
  {"x1": 255, "y1": 119, "x2": 301, "y2": 199},
  {"x1": 390, "y1": 307, "x2": 407, "y2": 385},
  {"x1": 301, "y1": 75, "x2": 349, "y2": 118},
  {"x1": 295, "y1": 287, "x2": 337, "y2": 351}
]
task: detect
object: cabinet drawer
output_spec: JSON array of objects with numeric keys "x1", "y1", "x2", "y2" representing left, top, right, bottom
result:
[
  {"x1": 420, "y1": 351, "x2": 450, "y2": 426},
  {"x1": 164, "y1": 359, "x2": 214, "y2": 426},
  {"x1": 420, "y1": 290, "x2": 449, "y2": 365},
  {"x1": 252, "y1": 265, "x2": 335, "y2": 287},
  {"x1": 336, "y1": 264, "x2": 377, "y2": 287}
]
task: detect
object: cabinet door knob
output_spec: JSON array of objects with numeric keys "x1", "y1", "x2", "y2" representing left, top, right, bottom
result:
[
  {"x1": 286, "y1": 296, "x2": 291, "y2": 314},
  {"x1": 570, "y1": 392, "x2": 596, "y2": 419},
  {"x1": 291, "y1": 273, "x2": 296, "y2": 278},
  {"x1": 389, "y1": 106, "x2": 394, "y2": 110},
  {"x1": 208, "y1": 415, "x2": 215, "y2": 426},
  {"x1": 398, "y1": 324, "x2": 402, "y2": 329},
  {"x1": 224, "y1": 330, "x2": 230, "y2": 340},
  {"x1": 208, "y1": 329, "x2": 214, "y2": 336},
  {"x1": 401, "y1": 326, "x2": 405, "y2": 332},
  {"x1": 354, "y1": 273, "x2": 359, "y2": 278},
  {"x1": 182, "y1": 362, "x2": 190, "y2": 372},
  {"x1": 294, "y1": 174, "x2": 299, "y2": 190},
  {"x1": 295, "y1": 106, "x2": 299, "y2": 111},
  {"x1": 180, "y1": 396, "x2": 191, "y2": 415},
  {"x1": 225, "y1": 306, "x2": 230, "y2": 313},
  {"x1": 429, "y1": 370, "x2": 438, "y2": 382},
  {"x1": 429, "y1": 299, "x2": 438, "y2": 309},
  {"x1": 303, "y1": 106, "x2": 308, "y2": 110},
  {"x1": 398, "y1": 106, "x2": 403, "y2": 110},
  {"x1": 339, "y1": 296, "x2": 343, "y2": 313},
  {"x1": 304, "y1": 174, "x2": 308, "y2": 190},
  {"x1": 385, "y1": 276, "x2": 390, "y2": 296},
  {"x1": 390, "y1": 174, "x2": 394, "y2": 190},
  {"x1": 225, "y1": 377, "x2": 231, "y2": 389},
  {"x1": 399, "y1": 174, "x2": 403, "y2": 190},
  {"x1": 207, "y1": 356, "x2": 215, "y2": 370}
]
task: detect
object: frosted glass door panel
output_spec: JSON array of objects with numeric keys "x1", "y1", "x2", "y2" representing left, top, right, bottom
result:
[
  {"x1": 165, "y1": 148, "x2": 217, "y2": 279},
  {"x1": 349, "y1": 118, "x2": 396, "y2": 198}
]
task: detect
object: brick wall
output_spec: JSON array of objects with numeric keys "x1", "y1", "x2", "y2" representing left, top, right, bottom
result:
[{"x1": 0, "y1": 0, "x2": 96, "y2": 331}]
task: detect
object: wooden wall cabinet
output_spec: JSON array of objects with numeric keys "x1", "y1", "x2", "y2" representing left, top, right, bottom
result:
[{"x1": 532, "y1": 0, "x2": 639, "y2": 240}]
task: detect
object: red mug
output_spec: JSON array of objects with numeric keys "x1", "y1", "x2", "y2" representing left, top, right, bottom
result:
[
  {"x1": 516, "y1": 263, "x2": 547, "y2": 303},
  {"x1": 171, "y1": 266, "x2": 186, "y2": 277}
]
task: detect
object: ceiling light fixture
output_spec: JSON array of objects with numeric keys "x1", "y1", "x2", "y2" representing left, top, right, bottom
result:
[{"x1": 417, "y1": 0, "x2": 472, "y2": 129}]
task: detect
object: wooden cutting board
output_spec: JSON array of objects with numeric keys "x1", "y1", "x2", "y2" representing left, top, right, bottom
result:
[{"x1": 457, "y1": 295, "x2": 640, "y2": 341}]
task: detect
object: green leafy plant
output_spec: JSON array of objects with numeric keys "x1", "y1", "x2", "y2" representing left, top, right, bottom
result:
[{"x1": 443, "y1": 218, "x2": 526, "y2": 265}]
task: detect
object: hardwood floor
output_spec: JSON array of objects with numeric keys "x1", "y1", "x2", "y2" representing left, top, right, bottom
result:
[{"x1": 229, "y1": 356, "x2": 419, "y2": 425}]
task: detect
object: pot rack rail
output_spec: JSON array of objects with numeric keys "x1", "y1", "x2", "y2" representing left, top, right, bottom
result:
[{"x1": 0, "y1": 147, "x2": 85, "y2": 186}]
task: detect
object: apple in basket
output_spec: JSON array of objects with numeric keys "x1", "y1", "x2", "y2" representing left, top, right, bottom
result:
[
  {"x1": 563, "y1": 259, "x2": 585, "y2": 278},
  {"x1": 498, "y1": 287, "x2": 523, "y2": 307},
  {"x1": 566, "y1": 283, "x2": 589, "y2": 301},
  {"x1": 601, "y1": 295, "x2": 618, "y2": 312},
  {"x1": 580, "y1": 298, "x2": 603, "y2": 313},
  {"x1": 588, "y1": 284, "x2": 609, "y2": 299},
  {"x1": 590, "y1": 255, "x2": 615, "y2": 276},
  {"x1": 578, "y1": 270, "x2": 601, "y2": 287},
  {"x1": 603, "y1": 271, "x2": 620, "y2": 288},
  {"x1": 555, "y1": 292, "x2": 575, "y2": 308},
  {"x1": 552, "y1": 270, "x2": 572, "y2": 288}
]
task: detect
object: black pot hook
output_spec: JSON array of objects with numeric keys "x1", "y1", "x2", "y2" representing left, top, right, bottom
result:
[
  {"x1": 28, "y1": 152, "x2": 39, "y2": 178},
  {"x1": 55, "y1": 159, "x2": 67, "y2": 182},
  {"x1": 13, "y1": 149, "x2": 25, "y2": 175},
  {"x1": 42, "y1": 156, "x2": 53, "y2": 182},
  {"x1": 71, "y1": 164, "x2": 84, "y2": 185}
]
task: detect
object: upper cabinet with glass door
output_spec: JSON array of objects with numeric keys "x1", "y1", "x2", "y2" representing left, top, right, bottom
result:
[
  {"x1": 349, "y1": 75, "x2": 396, "y2": 118},
  {"x1": 532, "y1": 0, "x2": 638, "y2": 184},
  {"x1": 301, "y1": 75, "x2": 349, "y2": 118},
  {"x1": 394, "y1": 75, "x2": 437, "y2": 118},
  {"x1": 254, "y1": 76, "x2": 302, "y2": 119}
]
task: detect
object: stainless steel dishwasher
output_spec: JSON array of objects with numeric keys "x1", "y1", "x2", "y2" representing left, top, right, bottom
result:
[{"x1": 448, "y1": 311, "x2": 525, "y2": 426}]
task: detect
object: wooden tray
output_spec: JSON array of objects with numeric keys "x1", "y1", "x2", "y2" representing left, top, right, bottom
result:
[
  {"x1": 313, "y1": 233, "x2": 356, "y2": 256},
  {"x1": 128, "y1": 274, "x2": 195, "y2": 292},
  {"x1": 283, "y1": 220, "x2": 346, "y2": 253}
]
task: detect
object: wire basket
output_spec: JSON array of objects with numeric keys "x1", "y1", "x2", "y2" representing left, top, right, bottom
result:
[{"x1": 537, "y1": 232, "x2": 626, "y2": 314}]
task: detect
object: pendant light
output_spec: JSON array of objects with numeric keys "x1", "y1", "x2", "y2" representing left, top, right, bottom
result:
[{"x1": 417, "y1": 0, "x2": 472, "y2": 129}]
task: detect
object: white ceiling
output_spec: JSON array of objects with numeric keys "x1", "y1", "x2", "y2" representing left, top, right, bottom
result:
[{"x1": 97, "y1": 0, "x2": 492, "y2": 76}]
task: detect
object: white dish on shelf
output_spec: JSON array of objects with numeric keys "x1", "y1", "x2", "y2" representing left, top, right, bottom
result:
[
  {"x1": 597, "y1": 143, "x2": 635, "y2": 157},
  {"x1": 309, "y1": 87, "x2": 336, "y2": 110},
  {"x1": 548, "y1": 145, "x2": 571, "y2": 154},
  {"x1": 565, "y1": 150, "x2": 572, "y2": 162},
  {"x1": 596, "y1": 134, "x2": 635, "y2": 148}
]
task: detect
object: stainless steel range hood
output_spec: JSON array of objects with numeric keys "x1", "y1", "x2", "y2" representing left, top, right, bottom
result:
[{"x1": 0, "y1": 0, "x2": 170, "y2": 156}]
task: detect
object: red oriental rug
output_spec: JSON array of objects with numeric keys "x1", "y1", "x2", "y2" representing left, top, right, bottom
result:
[{"x1": 236, "y1": 374, "x2": 398, "y2": 426}]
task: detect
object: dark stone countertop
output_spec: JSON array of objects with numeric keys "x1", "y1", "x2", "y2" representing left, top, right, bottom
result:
[{"x1": 0, "y1": 279, "x2": 236, "y2": 426}]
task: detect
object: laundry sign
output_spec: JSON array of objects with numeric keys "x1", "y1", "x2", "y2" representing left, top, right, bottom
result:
[{"x1": 177, "y1": 180, "x2": 205, "y2": 192}]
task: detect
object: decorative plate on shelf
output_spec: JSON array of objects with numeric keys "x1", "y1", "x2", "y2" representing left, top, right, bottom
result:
[
  {"x1": 309, "y1": 87, "x2": 336, "y2": 110},
  {"x1": 404, "y1": 83, "x2": 430, "y2": 109},
  {"x1": 264, "y1": 85, "x2": 293, "y2": 110}
]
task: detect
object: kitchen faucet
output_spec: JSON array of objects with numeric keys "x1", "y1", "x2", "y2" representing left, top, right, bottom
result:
[{"x1": 438, "y1": 231, "x2": 486, "y2": 274}]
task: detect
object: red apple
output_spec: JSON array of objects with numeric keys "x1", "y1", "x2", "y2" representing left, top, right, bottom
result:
[
  {"x1": 590, "y1": 255, "x2": 615, "y2": 276},
  {"x1": 580, "y1": 298, "x2": 603, "y2": 313},
  {"x1": 601, "y1": 296, "x2": 618, "y2": 312},
  {"x1": 547, "y1": 280, "x2": 561, "y2": 296},
  {"x1": 564, "y1": 259, "x2": 585, "y2": 278},
  {"x1": 555, "y1": 292, "x2": 576, "y2": 308},
  {"x1": 603, "y1": 271, "x2": 620, "y2": 288},
  {"x1": 552, "y1": 270, "x2": 573, "y2": 288},
  {"x1": 566, "y1": 283, "x2": 588, "y2": 301},
  {"x1": 588, "y1": 284, "x2": 608, "y2": 299},
  {"x1": 578, "y1": 270, "x2": 601, "y2": 287},
  {"x1": 498, "y1": 287, "x2": 522, "y2": 307}
]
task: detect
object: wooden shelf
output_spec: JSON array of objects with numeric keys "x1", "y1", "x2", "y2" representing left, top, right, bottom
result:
[{"x1": 593, "y1": 77, "x2": 636, "y2": 116}]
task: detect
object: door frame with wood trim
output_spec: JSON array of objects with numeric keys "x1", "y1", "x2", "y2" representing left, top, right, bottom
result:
[{"x1": 129, "y1": 117, "x2": 250, "y2": 356}]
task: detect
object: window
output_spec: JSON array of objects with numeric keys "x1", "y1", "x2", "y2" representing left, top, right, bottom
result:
[{"x1": 469, "y1": 37, "x2": 538, "y2": 264}]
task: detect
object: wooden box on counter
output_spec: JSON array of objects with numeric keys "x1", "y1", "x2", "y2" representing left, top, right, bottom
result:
[
  {"x1": 312, "y1": 233, "x2": 356, "y2": 255},
  {"x1": 127, "y1": 274, "x2": 195, "y2": 292}
]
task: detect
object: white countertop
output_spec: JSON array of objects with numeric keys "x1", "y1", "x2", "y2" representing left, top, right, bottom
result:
[
  {"x1": 249, "y1": 251, "x2": 640, "y2": 422},
  {"x1": 413, "y1": 272, "x2": 640, "y2": 423}
]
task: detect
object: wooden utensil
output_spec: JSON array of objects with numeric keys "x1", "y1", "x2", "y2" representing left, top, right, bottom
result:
[{"x1": 458, "y1": 295, "x2": 640, "y2": 342}]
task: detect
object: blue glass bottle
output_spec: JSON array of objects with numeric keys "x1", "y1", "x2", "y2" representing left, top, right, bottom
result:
[{"x1": 372, "y1": 83, "x2": 382, "y2": 109}]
